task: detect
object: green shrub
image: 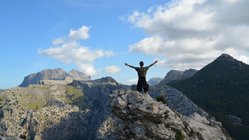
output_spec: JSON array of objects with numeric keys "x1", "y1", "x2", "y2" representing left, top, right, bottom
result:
[
  {"x1": 156, "y1": 95, "x2": 167, "y2": 104},
  {"x1": 175, "y1": 130, "x2": 184, "y2": 140}
]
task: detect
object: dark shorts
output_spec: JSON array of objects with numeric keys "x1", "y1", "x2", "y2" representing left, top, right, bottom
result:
[{"x1": 137, "y1": 77, "x2": 149, "y2": 92}]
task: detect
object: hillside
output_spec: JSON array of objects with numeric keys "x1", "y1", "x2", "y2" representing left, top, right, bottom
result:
[{"x1": 169, "y1": 53, "x2": 249, "y2": 140}]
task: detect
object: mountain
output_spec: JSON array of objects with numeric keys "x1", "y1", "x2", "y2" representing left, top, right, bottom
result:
[
  {"x1": 148, "y1": 77, "x2": 163, "y2": 85},
  {"x1": 0, "y1": 76, "x2": 231, "y2": 139},
  {"x1": 20, "y1": 68, "x2": 90, "y2": 87},
  {"x1": 159, "y1": 69, "x2": 198, "y2": 84},
  {"x1": 169, "y1": 53, "x2": 249, "y2": 140}
]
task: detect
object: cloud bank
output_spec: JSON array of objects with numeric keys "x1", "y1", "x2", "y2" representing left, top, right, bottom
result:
[
  {"x1": 128, "y1": 0, "x2": 249, "y2": 70},
  {"x1": 39, "y1": 25, "x2": 113, "y2": 76}
]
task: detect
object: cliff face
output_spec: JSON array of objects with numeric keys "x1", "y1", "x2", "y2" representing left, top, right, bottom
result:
[{"x1": 98, "y1": 90, "x2": 230, "y2": 140}]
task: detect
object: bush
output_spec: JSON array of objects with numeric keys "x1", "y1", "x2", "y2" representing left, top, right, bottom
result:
[
  {"x1": 156, "y1": 95, "x2": 167, "y2": 104},
  {"x1": 175, "y1": 130, "x2": 184, "y2": 140}
]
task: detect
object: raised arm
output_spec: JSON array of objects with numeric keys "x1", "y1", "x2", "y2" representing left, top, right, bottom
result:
[
  {"x1": 125, "y1": 63, "x2": 136, "y2": 69},
  {"x1": 147, "y1": 60, "x2": 158, "y2": 68}
]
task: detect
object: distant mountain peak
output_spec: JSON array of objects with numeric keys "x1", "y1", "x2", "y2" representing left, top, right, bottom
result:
[
  {"x1": 216, "y1": 53, "x2": 237, "y2": 62},
  {"x1": 159, "y1": 69, "x2": 198, "y2": 84},
  {"x1": 20, "y1": 68, "x2": 90, "y2": 87}
]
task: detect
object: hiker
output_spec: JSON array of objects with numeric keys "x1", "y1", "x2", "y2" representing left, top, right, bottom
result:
[{"x1": 125, "y1": 60, "x2": 158, "y2": 93}]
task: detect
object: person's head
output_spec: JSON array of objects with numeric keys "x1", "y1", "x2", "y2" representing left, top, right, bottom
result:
[{"x1": 139, "y1": 61, "x2": 144, "y2": 67}]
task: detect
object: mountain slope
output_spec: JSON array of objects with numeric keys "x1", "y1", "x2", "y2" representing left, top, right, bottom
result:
[{"x1": 169, "y1": 53, "x2": 249, "y2": 140}]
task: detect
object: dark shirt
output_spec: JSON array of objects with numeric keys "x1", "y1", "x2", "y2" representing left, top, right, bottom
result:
[{"x1": 135, "y1": 67, "x2": 149, "y2": 77}]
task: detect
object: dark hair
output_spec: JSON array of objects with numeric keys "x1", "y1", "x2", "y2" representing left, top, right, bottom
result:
[{"x1": 139, "y1": 61, "x2": 144, "y2": 67}]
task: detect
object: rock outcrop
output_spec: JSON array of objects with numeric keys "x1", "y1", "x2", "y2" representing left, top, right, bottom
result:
[{"x1": 99, "y1": 90, "x2": 231, "y2": 140}]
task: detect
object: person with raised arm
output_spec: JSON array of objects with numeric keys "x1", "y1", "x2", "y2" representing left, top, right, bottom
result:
[{"x1": 125, "y1": 60, "x2": 158, "y2": 93}]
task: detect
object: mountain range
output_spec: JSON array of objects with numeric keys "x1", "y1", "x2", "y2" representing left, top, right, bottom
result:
[
  {"x1": 0, "y1": 77, "x2": 231, "y2": 140},
  {"x1": 2, "y1": 53, "x2": 247, "y2": 139},
  {"x1": 0, "y1": 66, "x2": 232, "y2": 139},
  {"x1": 169, "y1": 53, "x2": 249, "y2": 140}
]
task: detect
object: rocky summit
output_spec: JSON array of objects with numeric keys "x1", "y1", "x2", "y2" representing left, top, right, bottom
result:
[{"x1": 99, "y1": 90, "x2": 230, "y2": 140}]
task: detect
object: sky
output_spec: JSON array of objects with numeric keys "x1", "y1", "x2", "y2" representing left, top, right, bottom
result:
[{"x1": 1, "y1": 0, "x2": 249, "y2": 89}]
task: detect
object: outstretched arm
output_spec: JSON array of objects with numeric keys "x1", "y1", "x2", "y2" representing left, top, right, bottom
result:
[
  {"x1": 125, "y1": 63, "x2": 136, "y2": 69},
  {"x1": 148, "y1": 60, "x2": 158, "y2": 68}
]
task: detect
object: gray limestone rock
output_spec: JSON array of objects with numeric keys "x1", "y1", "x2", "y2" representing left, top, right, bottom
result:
[{"x1": 99, "y1": 90, "x2": 231, "y2": 140}]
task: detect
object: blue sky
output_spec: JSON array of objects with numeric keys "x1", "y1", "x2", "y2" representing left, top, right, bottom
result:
[{"x1": 1, "y1": 0, "x2": 249, "y2": 89}]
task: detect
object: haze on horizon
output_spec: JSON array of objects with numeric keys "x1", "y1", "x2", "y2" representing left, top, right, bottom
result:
[{"x1": 1, "y1": 0, "x2": 249, "y2": 89}]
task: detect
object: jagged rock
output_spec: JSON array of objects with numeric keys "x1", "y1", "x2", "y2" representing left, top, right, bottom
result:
[{"x1": 98, "y1": 90, "x2": 231, "y2": 140}]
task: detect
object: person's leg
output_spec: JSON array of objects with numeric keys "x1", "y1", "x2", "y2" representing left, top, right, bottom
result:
[
  {"x1": 144, "y1": 83, "x2": 149, "y2": 93},
  {"x1": 137, "y1": 84, "x2": 142, "y2": 92},
  {"x1": 137, "y1": 79, "x2": 142, "y2": 92}
]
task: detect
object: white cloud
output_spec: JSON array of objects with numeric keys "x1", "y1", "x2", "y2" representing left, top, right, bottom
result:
[
  {"x1": 69, "y1": 25, "x2": 90, "y2": 41},
  {"x1": 39, "y1": 25, "x2": 113, "y2": 76},
  {"x1": 104, "y1": 65, "x2": 121, "y2": 74},
  {"x1": 128, "y1": 0, "x2": 249, "y2": 70}
]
